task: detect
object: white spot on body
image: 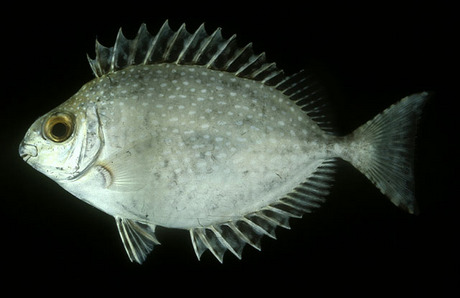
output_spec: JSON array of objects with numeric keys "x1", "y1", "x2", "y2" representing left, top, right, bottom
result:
[{"x1": 217, "y1": 153, "x2": 227, "y2": 159}]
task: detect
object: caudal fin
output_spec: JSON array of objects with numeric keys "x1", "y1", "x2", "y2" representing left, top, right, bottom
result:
[{"x1": 344, "y1": 92, "x2": 430, "y2": 214}]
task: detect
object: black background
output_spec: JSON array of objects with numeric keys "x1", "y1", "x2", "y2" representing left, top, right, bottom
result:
[{"x1": 1, "y1": 1, "x2": 457, "y2": 294}]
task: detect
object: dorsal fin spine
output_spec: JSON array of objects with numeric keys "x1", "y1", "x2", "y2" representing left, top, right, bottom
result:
[
  {"x1": 143, "y1": 25, "x2": 160, "y2": 65},
  {"x1": 128, "y1": 25, "x2": 141, "y2": 66},
  {"x1": 206, "y1": 33, "x2": 237, "y2": 68},
  {"x1": 197, "y1": 27, "x2": 224, "y2": 65},
  {"x1": 221, "y1": 42, "x2": 251, "y2": 72},
  {"x1": 112, "y1": 29, "x2": 126, "y2": 72},
  {"x1": 252, "y1": 61, "x2": 277, "y2": 80},
  {"x1": 235, "y1": 51, "x2": 265, "y2": 77},
  {"x1": 93, "y1": 40, "x2": 111, "y2": 77},
  {"x1": 162, "y1": 23, "x2": 187, "y2": 62},
  {"x1": 175, "y1": 23, "x2": 195, "y2": 64},
  {"x1": 189, "y1": 27, "x2": 216, "y2": 64},
  {"x1": 175, "y1": 23, "x2": 205, "y2": 64},
  {"x1": 139, "y1": 21, "x2": 170, "y2": 66},
  {"x1": 211, "y1": 35, "x2": 238, "y2": 70},
  {"x1": 163, "y1": 22, "x2": 183, "y2": 61},
  {"x1": 132, "y1": 24, "x2": 152, "y2": 65}
]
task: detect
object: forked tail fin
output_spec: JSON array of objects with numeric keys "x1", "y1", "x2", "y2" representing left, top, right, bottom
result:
[{"x1": 343, "y1": 92, "x2": 430, "y2": 214}]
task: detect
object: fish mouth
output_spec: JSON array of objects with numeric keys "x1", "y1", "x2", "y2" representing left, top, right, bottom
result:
[{"x1": 19, "y1": 142, "x2": 38, "y2": 162}]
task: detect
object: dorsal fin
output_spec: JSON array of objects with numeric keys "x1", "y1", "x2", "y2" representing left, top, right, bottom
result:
[
  {"x1": 87, "y1": 20, "x2": 283, "y2": 82},
  {"x1": 275, "y1": 70, "x2": 337, "y2": 134},
  {"x1": 87, "y1": 20, "x2": 336, "y2": 133},
  {"x1": 190, "y1": 158, "x2": 337, "y2": 262}
]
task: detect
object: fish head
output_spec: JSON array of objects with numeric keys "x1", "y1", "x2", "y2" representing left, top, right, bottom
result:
[{"x1": 19, "y1": 95, "x2": 103, "y2": 182}]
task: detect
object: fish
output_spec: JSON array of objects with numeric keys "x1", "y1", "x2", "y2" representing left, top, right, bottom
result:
[{"x1": 19, "y1": 20, "x2": 429, "y2": 264}]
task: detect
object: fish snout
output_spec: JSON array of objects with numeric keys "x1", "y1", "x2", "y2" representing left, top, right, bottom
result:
[{"x1": 19, "y1": 141, "x2": 38, "y2": 162}]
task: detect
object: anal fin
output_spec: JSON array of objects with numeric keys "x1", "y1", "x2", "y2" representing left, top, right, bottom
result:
[
  {"x1": 115, "y1": 217, "x2": 160, "y2": 264},
  {"x1": 190, "y1": 158, "x2": 337, "y2": 262}
]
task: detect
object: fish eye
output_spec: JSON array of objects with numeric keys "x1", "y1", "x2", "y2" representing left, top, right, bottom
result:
[{"x1": 43, "y1": 113, "x2": 75, "y2": 143}]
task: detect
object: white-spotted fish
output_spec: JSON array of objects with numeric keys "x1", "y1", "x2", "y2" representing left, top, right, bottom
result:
[{"x1": 19, "y1": 21, "x2": 429, "y2": 264}]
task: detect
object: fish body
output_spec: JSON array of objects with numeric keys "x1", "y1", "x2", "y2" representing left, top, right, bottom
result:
[
  {"x1": 19, "y1": 21, "x2": 429, "y2": 263},
  {"x1": 58, "y1": 63, "x2": 335, "y2": 229}
]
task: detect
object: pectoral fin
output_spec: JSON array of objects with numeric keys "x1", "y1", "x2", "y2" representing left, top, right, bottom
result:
[{"x1": 95, "y1": 138, "x2": 153, "y2": 192}]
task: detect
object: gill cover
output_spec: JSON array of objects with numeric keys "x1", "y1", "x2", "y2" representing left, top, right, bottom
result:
[{"x1": 67, "y1": 103, "x2": 104, "y2": 180}]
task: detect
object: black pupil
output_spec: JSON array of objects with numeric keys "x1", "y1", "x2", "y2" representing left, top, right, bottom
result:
[{"x1": 52, "y1": 122, "x2": 68, "y2": 138}]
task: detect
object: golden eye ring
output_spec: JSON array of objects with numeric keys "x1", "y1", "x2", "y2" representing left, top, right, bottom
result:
[{"x1": 43, "y1": 113, "x2": 75, "y2": 143}]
